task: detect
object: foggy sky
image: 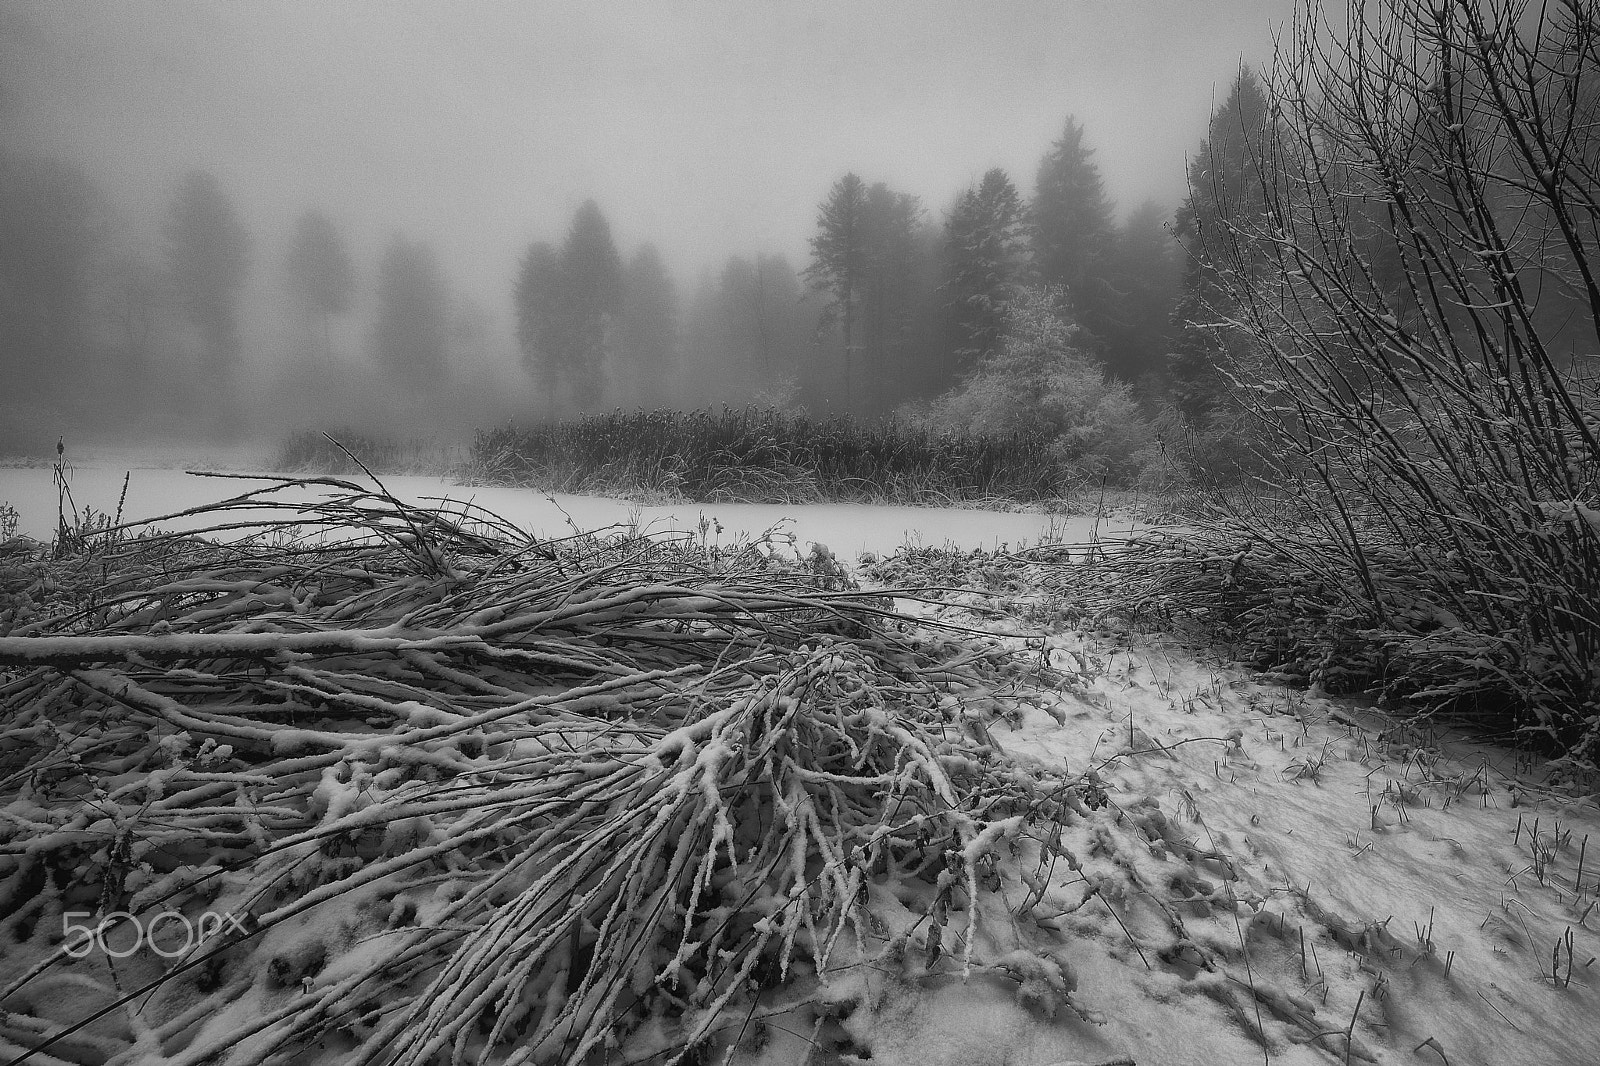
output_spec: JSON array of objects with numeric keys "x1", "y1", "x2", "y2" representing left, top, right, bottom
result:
[{"x1": 3, "y1": 0, "x2": 1295, "y2": 321}]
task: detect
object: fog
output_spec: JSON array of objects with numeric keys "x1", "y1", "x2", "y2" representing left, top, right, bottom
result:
[{"x1": 0, "y1": 0, "x2": 1295, "y2": 452}]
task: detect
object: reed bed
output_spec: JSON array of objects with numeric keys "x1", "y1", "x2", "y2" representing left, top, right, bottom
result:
[
  {"x1": 1053, "y1": 0, "x2": 1600, "y2": 772},
  {"x1": 0, "y1": 476, "x2": 1077, "y2": 1066},
  {"x1": 1044, "y1": 488, "x2": 1600, "y2": 771},
  {"x1": 274, "y1": 430, "x2": 465, "y2": 478},
  {"x1": 469, "y1": 407, "x2": 1065, "y2": 503}
]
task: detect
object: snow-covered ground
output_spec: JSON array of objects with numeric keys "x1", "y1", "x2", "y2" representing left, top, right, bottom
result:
[
  {"x1": 769, "y1": 584, "x2": 1600, "y2": 1066},
  {"x1": 3, "y1": 460, "x2": 1595, "y2": 1065},
  {"x1": 0, "y1": 461, "x2": 1136, "y2": 560}
]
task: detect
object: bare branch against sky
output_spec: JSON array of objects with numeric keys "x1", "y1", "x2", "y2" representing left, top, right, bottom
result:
[{"x1": 1, "y1": 0, "x2": 1293, "y2": 307}]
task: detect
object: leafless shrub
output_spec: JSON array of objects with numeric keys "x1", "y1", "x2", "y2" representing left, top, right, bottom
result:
[{"x1": 1102, "y1": 0, "x2": 1600, "y2": 764}]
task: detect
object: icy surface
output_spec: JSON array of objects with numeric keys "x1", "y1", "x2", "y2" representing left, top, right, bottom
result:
[
  {"x1": 0, "y1": 461, "x2": 1136, "y2": 558},
  {"x1": 3, "y1": 463, "x2": 1596, "y2": 1065}
]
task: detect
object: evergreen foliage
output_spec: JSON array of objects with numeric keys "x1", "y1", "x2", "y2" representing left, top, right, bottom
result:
[
  {"x1": 858, "y1": 183, "x2": 932, "y2": 412},
  {"x1": 0, "y1": 153, "x2": 108, "y2": 413},
  {"x1": 930, "y1": 287, "x2": 1153, "y2": 480},
  {"x1": 614, "y1": 243, "x2": 680, "y2": 410},
  {"x1": 1030, "y1": 118, "x2": 1116, "y2": 341},
  {"x1": 371, "y1": 235, "x2": 450, "y2": 387},
  {"x1": 513, "y1": 201, "x2": 624, "y2": 414},
  {"x1": 1167, "y1": 68, "x2": 1272, "y2": 424},
  {"x1": 559, "y1": 200, "x2": 624, "y2": 408},
  {"x1": 163, "y1": 170, "x2": 251, "y2": 428},
  {"x1": 804, "y1": 173, "x2": 871, "y2": 407},
  {"x1": 942, "y1": 168, "x2": 1031, "y2": 375},
  {"x1": 282, "y1": 208, "x2": 356, "y2": 361},
  {"x1": 1101, "y1": 201, "x2": 1180, "y2": 386}
]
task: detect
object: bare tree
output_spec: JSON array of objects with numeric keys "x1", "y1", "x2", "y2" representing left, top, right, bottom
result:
[{"x1": 1199, "y1": 0, "x2": 1600, "y2": 758}]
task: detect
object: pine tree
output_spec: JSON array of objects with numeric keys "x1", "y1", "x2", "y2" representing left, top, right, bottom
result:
[
  {"x1": 163, "y1": 170, "x2": 251, "y2": 431},
  {"x1": 942, "y1": 167, "x2": 1030, "y2": 377},
  {"x1": 0, "y1": 153, "x2": 108, "y2": 408},
  {"x1": 1101, "y1": 200, "x2": 1180, "y2": 388},
  {"x1": 512, "y1": 202, "x2": 624, "y2": 414},
  {"x1": 371, "y1": 234, "x2": 450, "y2": 388},
  {"x1": 803, "y1": 173, "x2": 869, "y2": 407},
  {"x1": 1169, "y1": 68, "x2": 1272, "y2": 423},
  {"x1": 282, "y1": 208, "x2": 355, "y2": 362},
  {"x1": 513, "y1": 241, "x2": 563, "y2": 417},
  {"x1": 937, "y1": 286, "x2": 1152, "y2": 478},
  {"x1": 559, "y1": 200, "x2": 623, "y2": 410},
  {"x1": 615, "y1": 244, "x2": 678, "y2": 409},
  {"x1": 1030, "y1": 118, "x2": 1115, "y2": 340},
  {"x1": 858, "y1": 182, "x2": 927, "y2": 413},
  {"x1": 164, "y1": 172, "x2": 250, "y2": 365}
]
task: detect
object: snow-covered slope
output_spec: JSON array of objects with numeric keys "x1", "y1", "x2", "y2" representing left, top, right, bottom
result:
[
  {"x1": 2, "y1": 508, "x2": 1594, "y2": 1066},
  {"x1": 762, "y1": 570, "x2": 1599, "y2": 1066}
]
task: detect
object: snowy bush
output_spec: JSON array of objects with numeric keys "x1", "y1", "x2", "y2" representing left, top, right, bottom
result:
[
  {"x1": 0, "y1": 477, "x2": 1081, "y2": 1066},
  {"x1": 930, "y1": 287, "x2": 1154, "y2": 484},
  {"x1": 1091, "y1": 0, "x2": 1600, "y2": 768}
]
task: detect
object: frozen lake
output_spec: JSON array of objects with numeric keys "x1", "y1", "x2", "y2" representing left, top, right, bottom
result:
[{"x1": 0, "y1": 460, "x2": 1144, "y2": 561}]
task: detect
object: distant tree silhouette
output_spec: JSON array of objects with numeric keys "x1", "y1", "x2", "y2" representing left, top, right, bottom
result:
[
  {"x1": 942, "y1": 167, "x2": 1031, "y2": 377},
  {"x1": 615, "y1": 243, "x2": 679, "y2": 409},
  {"x1": 283, "y1": 208, "x2": 356, "y2": 361},
  {"x1": 513, "y1": 240, "x2": 564, "y2": 418},
  {"x1": 1101, "y1": 200, "x2": 1180, "y2": 388},
  {"x1": 803, "y1": 173, "x2": 870, "y2": 406},
  {"x1": 0, "y1": 152, "x2": 108, "y2": 409},
  {"x1": 1168, "y1": 68, "x2": 1271, "y2": 423},
  {"x1": 163, "y1": 170, "x2": 251, "y2": 429},
  {"x1": 512, "y1": 201, "x2": 624, "y2": 414},
  {"x1": 1030, "y1": 117, "x2": 1115, "y2": 341},
  {"x1": 558, "y1": 200, "x2": 623, "y2": 409},
  {"x1": 858, "y1": 182, "x2": 929, "y2": 413},
  {"x1": 371, "y1": 234, "x2": 449, "y2": 388}
]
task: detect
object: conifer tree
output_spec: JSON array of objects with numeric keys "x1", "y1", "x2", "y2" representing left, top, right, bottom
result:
[
  {"x1": 0, "y1": 153, "x2": 107, "y2": 408},
  {"x1": 164, "y1": 171, "x2": 251, "y2": 372},
  {"x1": 1168, "y1": 68, "x2": 1272, "y2": 423},
  {"x1": 615, "y1": 243, "x2": 678, "y2": 409},
  {"x1": 513, "y1": 241, "x2": 564, "y2": 416},
  {"x1": 1102, "y1": 200, "x2": 1180, "y2": 387},
  {"x1": 163, "y1": 170, "x2": 251, "y2": 432},
  {"x1": 371, "y1": 234, "x2": 450, "y2": 388},
  {"x1": 803, "y1": 173, "x2": 870, "y2": 405},
  {"x1": 1030, "y1": 118, "x2": 1115, "y2": 340},
  {"x1": 559, "y1": 200, "x2": 623, "y2": 409},
  {"x1": 513, "y1": 201, "x2": 624, "y2": 413},
  {"x1": 282, "y1": 208, "x2": 355, "y2": 362},
  {"x1": 942, "y1": 167, "x2": 1030, "y2": 376},
  {"x1": 858, "y1": 182, "x2": 927, "y2": 413}
]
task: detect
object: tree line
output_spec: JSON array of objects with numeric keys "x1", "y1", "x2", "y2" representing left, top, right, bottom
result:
[
  {"x1": 508, "y1": 103, "x2": 1241, "y2": 431},
  {"x1": 3, "y1": 76, "x2": 1273, "y2": 453},
  {"x1": 0, "y1": 154, "x2": 532, "y2": 450}
]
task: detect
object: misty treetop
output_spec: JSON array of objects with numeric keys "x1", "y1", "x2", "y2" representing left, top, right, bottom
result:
[
  {"x1": 1167, "y1": 67, "x2": 1272, "y2": 425},
  {"x1": 942, "y1": 167, "x2": 1032, "y2": 374},
  {"x1": 2, "y1": 80, "x2": 1235, "y2": 474},
  {"x1": 802, "y1": 172, "x2": 871, "y2": 400},
  {"x1": 513, "y1": 200, "x2": 625, "y2": 416},
  {"x1": 371, "y1": 234, "x2": 451, "y2": 387},
  {"x1": 0, "y1": 153, "x2": 110, "y2": 418},
  {"x1": 282, "y1": 208, "x2": 356, "y2": 362},
  {"x1": 1030, "y1": 117, "x2": 1116, "y2": 341},
  {"x1": 163, "y1": 170, "x2": 252, "y2": 432},
  {"x1": 614, "y1": 243, "x2": 679, "y2": 411}
]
